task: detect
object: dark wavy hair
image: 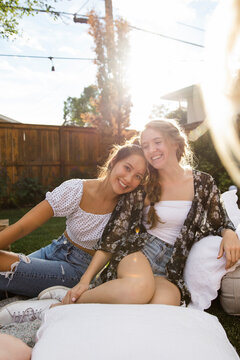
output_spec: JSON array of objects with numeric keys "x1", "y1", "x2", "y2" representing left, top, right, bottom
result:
[{"x1": 98, "y1": 143, "x2": 147, "y2": 183}]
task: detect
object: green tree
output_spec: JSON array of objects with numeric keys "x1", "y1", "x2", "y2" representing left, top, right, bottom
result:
[
  {"x1": 190, "y1": 131, "x2": 233, "y2": 192},
  {"x1": 150, "y1": 104, "x2": 169, "y2": 119},
  {"x1": 0, "y1": 0, "x2": 57, "y2": 39},
  {"x1": 83, "y1": 11, "x2": 132, "y2": 148},
  {"x1": 63, "y1": 85, "x2": 99, "y2": 126},
  {"x1": 150, "y1": 103, "x2": 187, "y2": 125},
  {"x1": 166, "y1": 107, "x2": 187, "y2": 125}
]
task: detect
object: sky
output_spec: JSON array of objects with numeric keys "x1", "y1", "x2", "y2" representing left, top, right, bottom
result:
[{"x1": 0, "y1": 0, "x2": 218, "y2": 130}]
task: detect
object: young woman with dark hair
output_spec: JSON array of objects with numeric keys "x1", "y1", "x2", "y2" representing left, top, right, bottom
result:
[{"x1": 0, "y1": 143, "x2": 148, "y2": 304}]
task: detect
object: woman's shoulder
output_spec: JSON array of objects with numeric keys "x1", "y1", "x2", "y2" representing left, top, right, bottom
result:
[
  {"x1": 193, "y1": 169, "x2": 214, "y2": 183},
  {"x1": 46, "y1": 179, "x2": 84, "y2": 216},
  {"x1": 55, "y1": 178, "x2": 84, "y2": 193},
  {"x1": 61, "y1": 178, "x2": 84, "y2": 186}
]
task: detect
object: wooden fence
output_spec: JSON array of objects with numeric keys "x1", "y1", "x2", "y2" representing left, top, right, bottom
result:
[{"x1": 0, "y1": 123, "x2": 101, "y2": 188}]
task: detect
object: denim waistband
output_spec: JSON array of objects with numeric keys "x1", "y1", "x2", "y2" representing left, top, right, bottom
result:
[{"x1": 147, "y1": 234, "x2": 174, "y2": 248}]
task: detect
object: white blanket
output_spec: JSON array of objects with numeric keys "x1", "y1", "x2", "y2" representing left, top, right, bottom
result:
[
  {"x1": 32, "y1": 304, "x2": 239, "y2": 360},
  {"x1": 31, "y1": 189, "x2": 240, "y2": 359}
]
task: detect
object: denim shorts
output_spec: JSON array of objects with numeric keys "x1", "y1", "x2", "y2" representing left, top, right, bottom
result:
[
  {"x1": 141, "y1": 236, "x2": 174, "y2": 277},
  {"x1": 0, "y1": 234, "x2": 92, "y2": 298}
]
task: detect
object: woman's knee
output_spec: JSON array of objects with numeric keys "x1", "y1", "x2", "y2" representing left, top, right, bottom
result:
[
  {"x1": 117, "y1": 252, "x2": 155, "y2": 303},
  {"x1": 150, "y1": 278, "x2": 181, "y2": 306},
  {"x1": 164, "y1": 285, "x2": 181, "y2": 306},
  {"x1": 0, "y1": 252, "x2": 30, "y2": 276},
  {"x1": 0, "y1": 251, "x2": 20, "y2": 272},
  {"x1": 121, "y1": 276, "x2": 155, "y2": 304},
  {"x1": 0, "y1": 251, "x2": 30, "y2": 271}
]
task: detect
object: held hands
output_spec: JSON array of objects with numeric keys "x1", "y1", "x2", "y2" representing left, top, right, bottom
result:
[
  {"x1": 62, "y1": 282, "x2": 89, "y2": 304},
  {"x1": 218, "y1": 229, "x2": 240, "y2": 269}
]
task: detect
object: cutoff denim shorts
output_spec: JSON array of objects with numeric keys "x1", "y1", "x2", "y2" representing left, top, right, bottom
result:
[
  {"x1": 141, "y1": 235, "x2": 174, "y2": 277},
  {"x1": 0, "y1": 234, "x2": 92, "y2": 298}
]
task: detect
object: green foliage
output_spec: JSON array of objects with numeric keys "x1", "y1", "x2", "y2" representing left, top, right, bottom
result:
[
  {"x1": 0, "y1": 0, "x2": 57, "y2": 39},
  {"x1": 0, "y1": 167, "x2": 11, "y2": 207},
  {"x1": 190, "y1": 131, "x2": 233, "y2": 192},
  {"x1": 150, "y1": 104, "x2": 169, "y2": 119},
  {"x1": 63, "y1": 85, "x2": 99, "y2": 126},
  {"x1": 166, "y1": 107, "x2": 187, "y2": 125},
  {"x1": 0, "y1": 169, "x2": 46, "y2": 208},
  {"x1": 150, "y1": 103, "x2": 187, "y2": 125},
  {"x1": 12, "y1": 176, "x2": 46, "y2": 206}
]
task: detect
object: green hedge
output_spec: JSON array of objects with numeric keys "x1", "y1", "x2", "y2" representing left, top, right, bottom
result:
[
  {"x1": 0, "y1": 167, "x2": 97, "y2": 209},
  {"x1": 190, "y1": 131, "x2": 236, "y2": 193}
]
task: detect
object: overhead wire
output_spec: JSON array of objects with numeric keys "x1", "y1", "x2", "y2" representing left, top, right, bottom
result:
[
  {"x1": 0, "y1": 54, "x2": 94, "y2": 60},
  {"x1": 1, "y1": 5, "x2": 205, "y2": 67},
  {"x1": 176, "y1": 22, "x2": 204, "y2": 32},
  {"x1": 129, "y1": 25, "x2": 204, "y2": 48},
  {"x1": 6, "y1": 5, "x2": 204, "y2": 48}
]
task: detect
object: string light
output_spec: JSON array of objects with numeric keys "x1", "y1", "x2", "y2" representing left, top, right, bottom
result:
[
  {"x1": 49, "y1": 57, "x2": 55, "y2": 71},
  {"x1": 0, "y1": 54, "x2": 94, "y2": 60}
]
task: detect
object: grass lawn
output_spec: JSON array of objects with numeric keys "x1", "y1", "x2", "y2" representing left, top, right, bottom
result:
[
  {"x1": 0, "y1": 207, "x2": 65, "y2": 254},
  {"x1": 0, "y1": 207, "x2": 239, "y2": 355}
]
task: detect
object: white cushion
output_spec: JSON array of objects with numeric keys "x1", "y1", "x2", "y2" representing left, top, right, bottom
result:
[
  {"x1": 221, "y1": 189, "x2": 240, "y2": 228},
  {"x1": 185, "y1": 235, "x2": 226, "y2": 309},
  {"x1": 32, "y1": 304, "x2": 239, "y2": 360},
  {"x1": 185, "y1": 189, "x2": 240, "y2": 310}
]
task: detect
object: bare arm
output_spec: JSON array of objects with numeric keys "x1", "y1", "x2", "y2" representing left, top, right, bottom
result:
[
  {"x1": 62, "y1": 250, "x2": 112, "y2": 304},
  {"x1": 206, "y1": 178, "x2": 240, "y2": 268},
  {"x1": 81, "y1": 250, "x2": 112, "y2": 283},
  {"x1": 0, "y1": 200, "x2": 54, "y2": 249}
]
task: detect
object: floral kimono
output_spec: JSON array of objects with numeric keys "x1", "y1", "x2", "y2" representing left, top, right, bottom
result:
[{"x1": 95, "y1": 170, "x2": 235, "y2": 305}]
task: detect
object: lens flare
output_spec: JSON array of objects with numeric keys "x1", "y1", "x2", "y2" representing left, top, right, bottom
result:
[{"x1": 201, "y1": 0, "x2": 240, "y2": 187}]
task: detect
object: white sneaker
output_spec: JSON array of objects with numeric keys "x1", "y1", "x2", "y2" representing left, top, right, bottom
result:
[
  {"x1": 38, "y1": 285, "x2": 70, "y2": 302},
  {"x1": 0, "y1": 298, "x2": 60, "y2": 326}
]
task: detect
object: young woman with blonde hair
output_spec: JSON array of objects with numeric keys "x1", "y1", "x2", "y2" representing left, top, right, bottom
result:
[{"x1": 64, "y1": 118, "x2": 239, "y2": 307}]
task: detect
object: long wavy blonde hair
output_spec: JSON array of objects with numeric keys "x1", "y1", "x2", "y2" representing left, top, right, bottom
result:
[{"x1": 141, "y1": 119, "x2": 193, "y2": 228}]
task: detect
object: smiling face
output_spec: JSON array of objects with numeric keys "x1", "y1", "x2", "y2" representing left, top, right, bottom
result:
[
  {"x1": 109, "y1": 154, "x2": 147, "y2": 195},
  {"x1": 141, "y1": 127, "x2": 178, "y2": 170}
]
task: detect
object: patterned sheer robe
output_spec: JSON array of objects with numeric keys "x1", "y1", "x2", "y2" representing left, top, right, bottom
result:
[{"x1": 95, "y1": 171, "x2": 235, "y2": 305}]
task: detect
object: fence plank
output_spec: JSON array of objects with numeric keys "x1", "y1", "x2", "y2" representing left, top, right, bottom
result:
[{"x1": 0, "y1": 123, "x2": 101, "y2": 190}]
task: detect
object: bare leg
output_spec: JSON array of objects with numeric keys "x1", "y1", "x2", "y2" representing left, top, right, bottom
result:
[
  {"x1": 0, "y1": 251, "x2": 20, "y2": 272},
  {"x1": 75, "y1": 252, "x2": 155, "y2": 304},
  {"x1": 149, "y1": 276, "x2": 181, "y2": 306},
  {"x1": 0, "y1": 333, "x2": 32, "y2": 360}
]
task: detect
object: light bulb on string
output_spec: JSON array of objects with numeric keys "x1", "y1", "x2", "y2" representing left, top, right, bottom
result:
[{"x1": 48, "y1": 56, "x2": 55, "y2": 71}]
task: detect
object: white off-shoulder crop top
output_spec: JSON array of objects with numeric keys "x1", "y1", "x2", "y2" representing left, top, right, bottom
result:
[
  {"x1": 143, "y1": 201, "x2": 192, "y2": 245},
  {"x1": 45, "y1": 179, "x2": 112, "y2": 249}
]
